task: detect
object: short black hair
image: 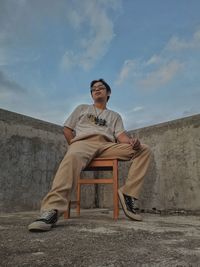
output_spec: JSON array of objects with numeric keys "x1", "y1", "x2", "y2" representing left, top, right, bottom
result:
[{"x1": 90, "y1": 78, "x2": 111, "y2": 102}]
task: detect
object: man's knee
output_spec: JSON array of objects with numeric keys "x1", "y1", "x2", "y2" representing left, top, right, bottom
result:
[{"x1": 141, "y1": 144, "x2": 152, "y2": 156}]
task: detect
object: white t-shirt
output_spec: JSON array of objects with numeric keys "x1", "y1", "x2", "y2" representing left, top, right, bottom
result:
[{"x1": 64, "y1": 104, "x2": 125, "y2": 142}]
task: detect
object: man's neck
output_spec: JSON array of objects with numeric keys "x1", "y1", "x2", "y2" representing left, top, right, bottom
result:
[{"x1": 93, "y1": 102, "x2": 107, "y2": 110}]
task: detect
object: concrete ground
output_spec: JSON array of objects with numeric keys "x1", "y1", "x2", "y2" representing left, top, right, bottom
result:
[{"x1": 0, "y1": 209, "x2": 200, "y2": 267}]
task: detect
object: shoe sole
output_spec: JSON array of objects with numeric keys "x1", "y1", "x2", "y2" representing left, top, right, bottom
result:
[
  {"x1": 28, "y1": 221, "x2": 53, "y2": 232},
  {"x1": 118, "y1": 189, "x2": 142, "y2": 221}
]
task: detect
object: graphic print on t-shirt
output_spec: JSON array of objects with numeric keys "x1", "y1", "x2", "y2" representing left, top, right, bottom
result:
[{"x1": 87, "y1": 114, "x2": 107, "y2": 127}]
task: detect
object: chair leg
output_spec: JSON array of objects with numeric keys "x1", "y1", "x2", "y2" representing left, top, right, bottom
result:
[
  {"x1": 113, "y1": 160, "x2": 119, "y2": 220},
  {"x1": 64, "y1": 201, "x2": 71, "y2": 219},
  {"x1": 77, "y1": 181, "x2": 81, "y2": 216}
]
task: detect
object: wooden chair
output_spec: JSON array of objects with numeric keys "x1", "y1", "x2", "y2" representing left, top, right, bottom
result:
[{"x1": 64, "y1": 158, "x2": 119, "y2": 220}]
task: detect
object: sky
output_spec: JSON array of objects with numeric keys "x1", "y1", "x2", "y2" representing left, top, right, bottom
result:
[{"x1": 0, "y1": 0, "x2": 200, "y2": 130}]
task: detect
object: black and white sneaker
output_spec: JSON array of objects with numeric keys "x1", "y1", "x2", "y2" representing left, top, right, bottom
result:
[
  {"x1": 28, "y1": 209, "x2": 58, "y2": 232},
  {"x1": 118, "y1": 189, "x2": 142, "y2": 221}
]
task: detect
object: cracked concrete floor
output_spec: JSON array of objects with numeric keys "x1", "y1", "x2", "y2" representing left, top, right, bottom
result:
[{"x1": 0, "y1": 209, "x2": 200, "y2": 267}]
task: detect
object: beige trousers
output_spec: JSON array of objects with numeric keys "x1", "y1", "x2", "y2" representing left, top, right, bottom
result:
[{"x1": 41, "y1": 135, "x2": 151, "y2": 213}]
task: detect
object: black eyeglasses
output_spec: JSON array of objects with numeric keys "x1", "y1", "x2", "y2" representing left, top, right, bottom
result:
[{"x1": 90, "y1": 85, "x2": 106, "y2": 93}]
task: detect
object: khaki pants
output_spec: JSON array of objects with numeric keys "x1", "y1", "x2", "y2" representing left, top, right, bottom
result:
[{"x1": 41, "y1": 135, "x2": 151, "y2": 213}]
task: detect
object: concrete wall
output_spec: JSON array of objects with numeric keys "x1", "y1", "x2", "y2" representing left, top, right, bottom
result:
[
  {"x1": 0, "y1": 108, "x2": 199, "y2": 213},
  {"x1": 132, "y1": 114, "x2": 200, "y2": 212},
  {"x1": 0, "y1": 109, "x2": 67, "y2": 212}
]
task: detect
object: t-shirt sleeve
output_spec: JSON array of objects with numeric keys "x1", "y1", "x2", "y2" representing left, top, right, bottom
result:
[
  {"x1": 114, "y1": 114, "x2": 125, "y2": 138},
  {"x1": 63, "y1": 105, "x2": 82, "y2": 130}
]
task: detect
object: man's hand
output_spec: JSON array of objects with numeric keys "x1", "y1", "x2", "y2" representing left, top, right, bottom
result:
[
  {"x1": 117, "y1": 132, "x2": 142, "y2": 150},
  {"x1": 63, "y1": 127, "x2": 75, "y2": 145},
  {"x1": 129, "y1": 137, "x2": 141, "y2": 151}
]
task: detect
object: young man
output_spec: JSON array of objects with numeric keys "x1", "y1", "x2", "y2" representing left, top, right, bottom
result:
[{"x1": 28, "y1": 79, "x2": 151, "y2": 232}]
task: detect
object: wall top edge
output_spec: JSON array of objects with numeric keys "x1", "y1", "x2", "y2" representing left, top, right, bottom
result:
[
  {"x1": 1, "y1": 108, "x2": 199, "y2": 134},
  {"x1": 0, "y1": 108, "x2": 62, "y2": 133},
  {"x1": 129, "y1": 113, "x2": 200, "y2": 133}
]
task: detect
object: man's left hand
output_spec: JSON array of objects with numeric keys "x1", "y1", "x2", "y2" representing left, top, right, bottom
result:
[{"x1": 129, "y1": 137, "x2": 141, "y2": 150}]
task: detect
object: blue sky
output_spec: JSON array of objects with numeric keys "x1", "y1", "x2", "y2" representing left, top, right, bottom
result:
[{"x1": 0, "y1": 0, "x2": 200, "y2": 130}]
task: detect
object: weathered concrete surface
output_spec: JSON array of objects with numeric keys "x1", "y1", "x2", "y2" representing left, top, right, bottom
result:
[
  {"x1": 0, "y1": 209, "x2": 200, "y2": 267},
  {"x1": 0, "y1": 108, "x2": 67, "y2": 212},
  {"x1": 0, "y1": 108, "x2": 200, "y2": 213},
  {"x1": 131, "y1": 114, "x2": 200, "y2": 212}
]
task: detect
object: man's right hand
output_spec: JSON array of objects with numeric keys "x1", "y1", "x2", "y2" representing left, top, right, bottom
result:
[{"x1": 63, "y1": 127, "x2": 75, "y2": 145}]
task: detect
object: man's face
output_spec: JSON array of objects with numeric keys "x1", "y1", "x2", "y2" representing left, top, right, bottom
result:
[{"x1": 91, "y1": 82, "x2": 110, "y2": 102}]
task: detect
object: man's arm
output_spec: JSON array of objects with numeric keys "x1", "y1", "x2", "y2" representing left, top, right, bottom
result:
[
  {"x1": 117, "y1": 132, "x2": 141, "y2": 150},
  {"x1": 63, "y1": 127, "x2": 75, "y2": 145}
]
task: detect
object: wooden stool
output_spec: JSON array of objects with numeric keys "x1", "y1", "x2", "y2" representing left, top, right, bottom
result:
[{"x1": 64, "y1": 158, "x2": 119, "y2": 219}]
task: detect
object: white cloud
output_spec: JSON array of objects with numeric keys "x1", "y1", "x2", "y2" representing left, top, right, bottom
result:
[
  {"x1": 138, "y1": 60, "x2": 184, "y2": 89},
  {"x1": 131, "y1": 106, "x2": 144, "y2": 112},
  {"x1": 116, "y1": 57, "x2": 184, "y2": 89},
  {"x1": 66, "y1": 9, "x2": 84, "y2": 30},
  {"x1": 61, "y1": 0, "x2": 121, "y2": 70},
  {"x1": 166, "y1": 29, "x2": 200, "y2": 51},
  {"x1": 145, "y1": 55, "x2": 161, "y2": 66},
  {"x1": 116, "y1": 29, "x2": 200, "y2": 89},
  {"x1": 126, "y1": 106, "x2": 144, "y2": 113},
  {"x1": 115, "y1": 60, "x2": 136, "y2": 85}
]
